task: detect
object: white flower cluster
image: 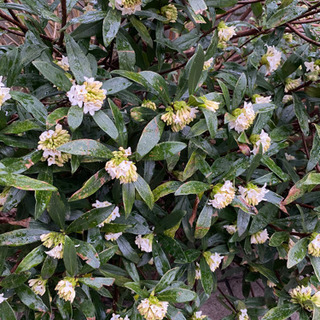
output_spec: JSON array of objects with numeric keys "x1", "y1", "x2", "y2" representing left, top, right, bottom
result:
[
  {"x1": 238, "y1": 308, "x2": 249, "y2": 320},
  {"x1": 92, "y1": 200, "x2": 120, "y2": 227},
  {"x1": 239, "y1": 183, "x2": 268, "y2": 206},
  {"x1": 308, "y1": 233, "x2": 320, "y2": 257},
  {"x1": 285, "y1": 77, "x2": 302, "y2": 93},
  {"x1": 208, "y1": 180, "x2": 235, "y2": 209},
  {"x1": 137, "y1": 297, "x2": 169, "y2": 320},
  {"x1": 305, "y1": 61, "x2": 320, "y2": 82},
  {"x1": 218, "y1": 21, "x2": 236, "y2": 46},
  {"x1": 28, "y1": 277, "x2": 47, "y2": 296},
  {"x1": 199, "y1": 96, "x2": 220, "y2": 112},
  {"x1": 111, "y1": 314, "x2": 130, "y2": 320},
  {"x1": 105, "y1": 147, "x2": 138, "y2": 184},
  {"x1": 37, "y1": 124, "x2": 71, "y2": 167},
  {"x1": 195, "y1": 262, "x2": 201, "y2": 280},
  {"x1": 135, "y1": 234, "x2": 153, "y2": 252},
  {"x1": 0, "y1": 293, "x2": 7, "y2": 304},
  {"x1": 251, "y1": 130, "x2": 271, "y2": 155},
  {"x1": 203, "y1": 252, "x2": 224, "y2": 272},
  {"x1": 56, "y1": 55, "x2": 69, "y2": 71},
  {"x1": 192, "y1": 311, "x2": 206, "y2": 320},
  {"x1": 250, "y1": 229, "x2": 269, "y2": 244},
  {"x1": 112, "y1": 0, "x2": 142, "y2": 15},
  {"x1": 161, "y1": 101, "x2": 198, "y2": 132},
  {"x1": 105, "y1": 232, "x2": 123, "y2": 241},
  {"x1": 40, "y1": 232, "x2": 65, "y2": 259},
  {"x1": 55, "y1": 278, "x2": 77, "y2": 303},
  {"x1": 0, "y1": 76, "x2": 11, "y2": 108},
  {"x1": 261, "y1": 46, "x2": 282, "y2": 74},
  {"x1": 203, "y1": 58, "x2": 214, "y2": 71},
  {"x1": 224, "y1": 224, "x2": 237, "y2": 235},
  {"x1": 67, "y1": 77, "x2": 106, "y2": 116},
  {"x1": 228, "y1": 102, "x2": 256, "y2": 133},
  {"x1": 253, "y1": 95, "x2": 272, "y2": 104}
]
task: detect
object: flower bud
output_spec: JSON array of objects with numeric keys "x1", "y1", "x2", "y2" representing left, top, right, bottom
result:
[
  {"x1": 203, "y1": 251, "x2": 224, "y2": 272},
  {"x1": 261, "y1": 46, "x2": 281, "y2": 74},
  {"x1": 284, "y1": 78, "x2": 302, "y2": 93},
  {"x1": 160, "y1": 4, "x2": 178, "y2": 23},
  {"x1": 28, "y1": 277, "x2": 47, "y2": 296},
  {"x1": 141, "y1": 99, "x2": 157, "y2": 111},
  {"x1": 250, "y1": 130, "x2": 271, "y2": 155},
  {"x1": 191, "y1": 311, "x2": 206, "y2": 320},
  {"x1": 135, "y1": 234, "x2": 153, "y2": 253},
  {"x1": 137, "y1": 296, "x2": 169, "y2": 320},
  {"x1": 250, "y1": 229, "x2": 269, "y2": 244},
  {"x1": 55, "y1": 277, "x2": 77, "y2": 303},
  {"x1": 308, "y1": 233, "x2": 320, "y2": 257},
  {"x1": 208, "y1": 180, "x2": 235, "y2": 209},
  {"x1": 40, "y1": 232, "x2": 65, "y2": 259},
  {"x1": 0, "y1": 76, "x2": 11, "y2": 108}
]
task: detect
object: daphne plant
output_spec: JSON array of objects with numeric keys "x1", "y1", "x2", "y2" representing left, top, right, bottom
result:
[{"x1": 0, "y1": 1, "x2": 319, "y2": 320}]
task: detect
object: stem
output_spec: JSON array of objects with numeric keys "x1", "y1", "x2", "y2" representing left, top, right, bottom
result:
[
  {"x1": 217, "y1": 286, "x2": 237, "y2": 312},
  {"x1": 286, "y1": 23, "x2": 320, "y2": 46},
  {"x1": 58, "y1": 0, "x2": 67, "y2": 47}
]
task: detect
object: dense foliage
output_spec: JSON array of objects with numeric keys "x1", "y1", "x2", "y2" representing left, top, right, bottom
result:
[{"x1": 0, "y1": 0, "x2": 320, "y2": 319}]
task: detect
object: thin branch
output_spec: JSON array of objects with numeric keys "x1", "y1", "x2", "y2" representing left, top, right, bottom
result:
[
  {"x1": 0, "y1": 9, "x2": 28, "y2": 33},
  {"x1": 189, "y1": 196, "x2": 200, "y2": 226},
  {"x1": 58, "y1": 0, "x2": 67, "y2": 47},
  {"x1": 286, "y1": 23, "x2": 320, "y2": 46},
  {"x1": 0, "y1": 25, "x2": 24, "y2": 37}
]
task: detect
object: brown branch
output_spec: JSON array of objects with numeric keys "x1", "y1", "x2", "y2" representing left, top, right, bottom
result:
[
  {"x1": 0, "y1": 9, "x2": 28, "y2": 33},
  {"x1": 0, "y1": 25, "x2": 24, "y2": 37},
  {"x1": 159, "y1": 61, "x2": 187, "y2": 75},
  {"x1": 58, "y1": 0, "x2": 67, "y2": 47},
  {"x1": 189, "y1": 196, "x2": 200, "y2": 226},
  {"x1": 291, "y1": 18, "x2": 320, "y2": 24},
  {"x1": 217, "y1": 286, "x2": 237, "y2": 312},
  {"x1": 286, "y1": 23, "x2": 320, "y2": 46},
  {"x1": 268, "y1": 224, "x2": 310, "y2": 238}
]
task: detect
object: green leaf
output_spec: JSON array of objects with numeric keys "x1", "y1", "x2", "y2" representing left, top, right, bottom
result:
[
  {"x1": 217, "y1": 79, "x2": 230, "y2": 112},
  {"x1": 140, "y1": 71, "x2": 170, "y2": 105},
  {"x1": 0, "y1": 229, "x2": 48, "y2": 246},
  {"x1": 67, "y1": 105, "x2": 83, "y2": 131},
  {"x1": 103, "y1": 9, "x2": 121, "y2": 47},
  {"x1": 66, "y1": 206, "x2": 115, "y2": 233},
  {"x1": 203, "y1": 109, "x2": 218, "y2": 139},
  {"x1": 69, "y1": 169, "x2": 109, "y2": 201},
  {"x1": 237, "y1": 209, "x2": 250, "y2": 236},
  {"x1": 261, "y1": 156, "x2": 289, "y2": 182},
  {"x1": 195, "y1": 204, "x2": 213, "y2": 239},
  {"x1": 154, "y1": 267, "x2": 180, "y2": 293},
  {"x1": 93, "y1": 110, "x2": 119, "y2": 141},
  {"x1": 134, "y1": 175, "x2": 154, "y2": 209},
  {"x1": 32, "y1": 60, "x2": 72, "y2": 91},
  {"x1": 47, "y1": 192, "x2": 67, "y2": 230},
  {"x1": 117, "y1": 236, "x2": 140, "y2": 263},
  {"x1": 0, "y1": 300, "x2": 17, "y2": 320},
  {"x1": 123, "y1": 182, "x2": 135, "y2": 216},
  {"x1": 1, "y1": 119, "x2": 41, "y2": 134},
  {"x1": 200, "y1": 256, "x2": 214, "y2": 295},
  {"x1": 102, "y1": 77, "x2": 132, "y2": 95},
  {"x1": 262, "y1": 304, "x2": 300, "y2": 320},
  {"x1": 63, "y1": 236, "x2": 78, "y2": 276},
  {"x1": 10, "y1": 91, "x2": 47, "y2": 125},
  {"x1": 155, "y1": 209, "x2": 186, "y2": 234},
  {"x1": 1, "y1": 271, "x2": 30, "y2": 288},
  {"x1": 73, "y1": 239, "x2": 101, "y2": 269},
  {"x1": 310, "y1": 256, "x2": 320, "y2": 282},
  {"x1": 34, "y1": 168, "x2": 53, "y2": 219},
  {"x1": 136, "y1": 115, "x2": 164, "y2": 159},
  {"x1": 117, "y1": 31, "x2": 135, "y2": 71},
  {"x1": 124, "y1": 282, "x2": 149, "y2": 297},
  {"x1": 15, "y1": 246, "x2": 45, "y2": 273},
  {"x1": 144, "y1": 142, "x2": 187, "y2": 161},
  {"x1": 57, "y1": 139, "x2": 112, "y2": 158},
  {"x1": 153, "y1": 181, "x2": 182, "y2": 202},
  {"x1": 287, "y1": 238, "x2": 308, "y2": 268},
  {"x1": 41, "y1": 256, "x2": 58, "y2": 279},
  {"x1": 78, "y1": 277, "x2": 114, "y2": 290},
  {"x1": 109, "y1": 98, "x2": 127, "y2": 147},
  {"x1": 99, "y1": 245, "x2": 118, "y2": 265},
  {"x1": 152, "y1": 238, "x2": 170, "y2": 276},
  {"x1": 46, "y1": 107, "x2": 68, "y2": 128},
  {"x1": 189, "y1": 45, "x2": 204, "y2": 95},
  {"x1": 269, "y1": 232, "x2": 289, "y2": 247},
  {"x1": 232, "y1": 73, "x2": 247, "y2": 109},
  {"x1": 293, "y1": 93, "x2": 309, "y2": 136},
  {"x1": 307, "y1": 124, "x2": 320, "y2": 171},
  {"x1": 65, "y1": 34, "x2": 92, "y2": 83},
  {"x1": 157, "y1": 288, "x2": 196, "y2": 303},
  {"x1": 246, "y1": 145, "x2": 263, "y2": 181},
  {"x1": 175, "y1": 181, "x2": 210, "y2": 196},
  {"x1": 130, "y1": 16, "x2": 153, "y2": 47},
  {"x1": 17, "y1": 285, "x2": 48, "y2": 312}
]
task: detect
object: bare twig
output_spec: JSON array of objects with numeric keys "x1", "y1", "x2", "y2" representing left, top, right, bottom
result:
[{"x1": 58, "y1": 0, "x2": 67, "y2": 47}]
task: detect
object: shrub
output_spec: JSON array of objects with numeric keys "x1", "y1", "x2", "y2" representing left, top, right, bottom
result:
[{"x1": 0, "y1": 1, "x2": 320, "y2": 320}]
